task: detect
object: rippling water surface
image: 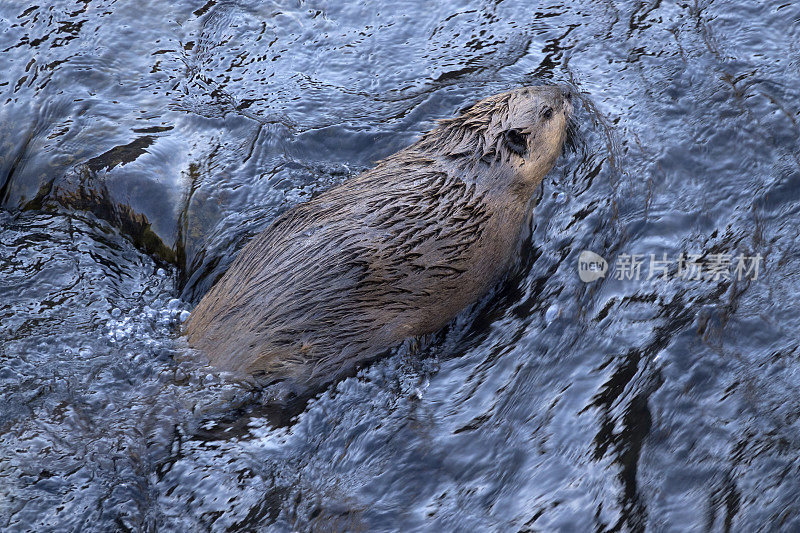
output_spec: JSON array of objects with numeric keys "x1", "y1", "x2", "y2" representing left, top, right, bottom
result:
[{"x1": 2, "y1": 1, "x2": 800, "y2": 531}]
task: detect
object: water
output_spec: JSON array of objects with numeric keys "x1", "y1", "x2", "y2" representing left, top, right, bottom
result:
[{"x1": 2, "y1": 0, "x2": 800, "y2": 531}]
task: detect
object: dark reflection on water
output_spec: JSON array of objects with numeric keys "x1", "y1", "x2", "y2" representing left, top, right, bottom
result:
[{"x1": 2, "y1": 0, "x2": 800, "y2": 531}]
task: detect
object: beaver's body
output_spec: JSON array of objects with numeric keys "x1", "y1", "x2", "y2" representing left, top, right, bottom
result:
[{"x1": 185, "y1": 86, "x2": 572, "y2": 394}]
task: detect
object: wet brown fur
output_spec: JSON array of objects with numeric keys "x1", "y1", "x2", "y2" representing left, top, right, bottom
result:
[{"x1": 185, "y1": 86, "x2": 572, "y2": 394}]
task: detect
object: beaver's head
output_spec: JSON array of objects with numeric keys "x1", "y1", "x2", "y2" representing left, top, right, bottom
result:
[{"x1": 418, "y1": 85, "x2": 573, "y2": 194}]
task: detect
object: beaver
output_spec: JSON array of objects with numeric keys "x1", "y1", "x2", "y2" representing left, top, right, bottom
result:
[{"x1": 185, "y1": 85, "x2": 573, "y2": 397}]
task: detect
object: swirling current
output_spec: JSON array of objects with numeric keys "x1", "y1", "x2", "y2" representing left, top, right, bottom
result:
[{"x1": 1, "y1": 1, "x2": 800, "y2": 531}]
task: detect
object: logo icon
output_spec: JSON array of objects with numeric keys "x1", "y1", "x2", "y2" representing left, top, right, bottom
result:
[{"x1": 578, "y1": 250, "x2": 608, "y2": 282}]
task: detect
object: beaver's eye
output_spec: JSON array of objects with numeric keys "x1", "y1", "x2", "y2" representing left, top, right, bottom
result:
[
  {"x1": 542, "y1": 106, "x2": 553, "y2": 120},
  {"x1": 504, "y1": 128, "x2": 529, "y2": 156}
]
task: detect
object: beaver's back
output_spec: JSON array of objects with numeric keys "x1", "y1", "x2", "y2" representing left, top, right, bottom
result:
[{"x1": 184, "y1": 149, "x2": 523, "y2": 391}]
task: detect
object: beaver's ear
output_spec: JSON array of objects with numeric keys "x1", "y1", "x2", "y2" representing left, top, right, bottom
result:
[{"x1": 503, "y1": 128, "x2": 529, "y2": 156}]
